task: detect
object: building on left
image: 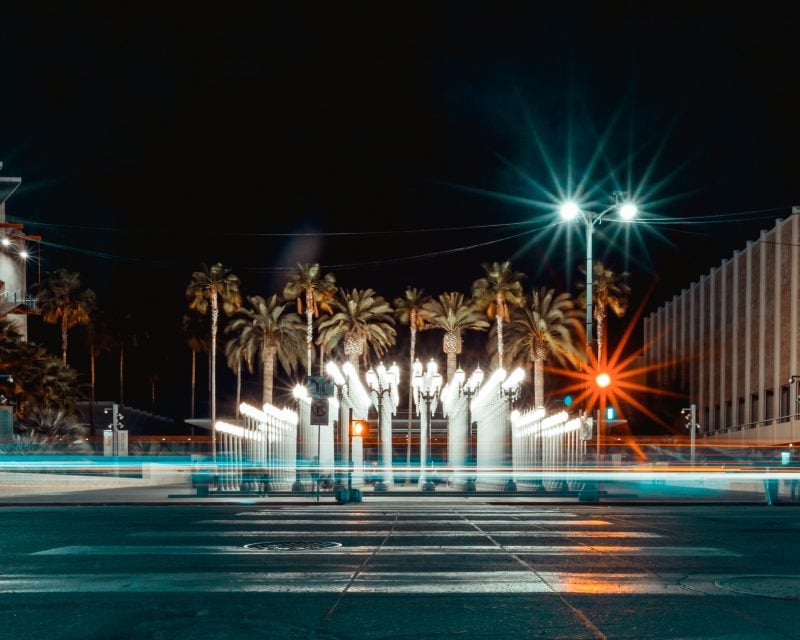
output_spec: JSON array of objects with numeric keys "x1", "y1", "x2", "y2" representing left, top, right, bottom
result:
[{"x1": 0, "y1": 170, "x2": 40, "y2": 340}]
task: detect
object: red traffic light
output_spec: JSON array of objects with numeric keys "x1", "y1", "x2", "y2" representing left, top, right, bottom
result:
[{"x1": 350, "y1": 419, "x2": 369, "y2": 437}]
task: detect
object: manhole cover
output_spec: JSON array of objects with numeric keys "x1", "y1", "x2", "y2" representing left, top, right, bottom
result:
[
  {"x1": 244, "y1": 541, "x2": 342, "y2": 551},
  {"x1": 715, "y1": 576, "x2": 800, "y2": 600}
]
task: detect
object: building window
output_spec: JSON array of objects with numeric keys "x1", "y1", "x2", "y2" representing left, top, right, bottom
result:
[
  {"x1": 750, "y1": 394, "x2": 759, "y2": 426},
  {"x1": 725, "y1": 401, "x2": 732, "y2": 429},
  {"x1": 737, "y1": 397, "x2": 745, "y2": 428},
  {"x1": 780, "y1": 385, "x2": 790, "y2": 420},
  {"x1": 713, "y1": 404, "x2": 720, "y2": 430},
  {"x1": 765, "y1": 389, "x2": 774, "y2": 423}
]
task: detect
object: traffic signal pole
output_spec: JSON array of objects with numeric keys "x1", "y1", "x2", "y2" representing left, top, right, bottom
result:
[{"x1": 682, "y1": 404, "x2": 697, "y2": 465}]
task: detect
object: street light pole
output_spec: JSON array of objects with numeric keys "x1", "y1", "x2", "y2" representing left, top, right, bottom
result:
[
  {"x1": 499, "y1": 367, "x2": 524, "y2": 493},
  {"x1": 325, "y1": 361, "x2": 349, "y2": 491},
  {"x1": 412, "y1": 358, "x2": 442, "y2": 493},
  {"x1": 789, "y1": 375, "x2": 800, "y2": 419},
  {"x1": 560, "y1": 191, "x2": 637, "y2": 362},
  {"x1": 366, "y1": 361, "x2": 400, "y2": 492},
  {"x1": 453, "y1": 366, "x2": 483, "y2": 492}
]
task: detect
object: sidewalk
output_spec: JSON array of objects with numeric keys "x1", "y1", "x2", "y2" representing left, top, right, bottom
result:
[{"x1": 0, "y1": 471, "x2": 785, "y2": 506}]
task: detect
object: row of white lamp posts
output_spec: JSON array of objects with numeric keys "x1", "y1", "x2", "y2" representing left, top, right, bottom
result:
[{"x1": 213, "y1": 361, "x2": 593, "y2": 492}]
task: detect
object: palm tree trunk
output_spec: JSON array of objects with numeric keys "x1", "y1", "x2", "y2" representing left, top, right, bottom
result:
[
  {"x1": 190, "y1": 348, "x2": 196, "y2": 419},
  {"x1": 263, "y1": 344, "x2": 275, "y2": 407},
  {"x1": 119, "y1": 345, "x2": 124, "y2": 406},
  {"x1": 305, "y1": 289, "x2": 314, "y2": 374},
  {"x1": 534, "y1": 358, "x2": 544, "y2": 409},
  {"x1": 235, "y1": 361, "x2": 241, "y2": 419},
  {"x1": 61, "y1": 316, "x2": 68, "y2": 366},
  {"x1": 89, "y1": 345, "x2": 96, "y2": 436},
  {"x1": 406, "y1": 319, "x2": 416, "y2": 485},
  {"x1": 496, "y1": 293, "x2": 504, "y2": 369},
  {"x1": 447, "y1": 351, "x2": 457, "y2": 383},
  {"x1": 596, "y1": 302, "x2": 606, "y2": 365},
  {"x1": 210, "y1": 292, "x2": 219, "y2": 463}
]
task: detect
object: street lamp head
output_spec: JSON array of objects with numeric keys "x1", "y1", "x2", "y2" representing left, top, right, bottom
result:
[
  {"x1": 432, "y1": 372, "x2": 443, "y2": 393},
  {"x1": 426, "y1": 358, "x2": 438, "y2": 376},
  {"x1": 470, "y1": 366, "x2": 484, "y2": 389},
  {"x1": 388, "y1": 361, "x2": 400, "y2": 385},
  {"x1": 325, "y1": 361, "x2": 346, "y2": 386},
  {"x1": 559, "y1": 201, "x2": 580, "y2": 221},
  {"x1": 618, "y1": 202, "x2": 638, "y2": 220},
  {"x1": 365, "y1": 368, "x2": 378, "y2": 390},
  {"x1": 453, "y1": 368, "x2": 466, "y2": 388},
  {"x1": 596, "y1": 372, "x2": 612, "y2": 388},
  {"x1": 412, "y1": 358, "x2": 423, "y2": 378},
  {"x1": 501, "y1": 366, "x2": 525, "y2": 391},
  {"x1": 292, "y1": 384, "x2": 309, "y2": 401}
]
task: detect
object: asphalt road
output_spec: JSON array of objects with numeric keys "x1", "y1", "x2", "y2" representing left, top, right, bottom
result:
[{"x1": 0, "y1": 500, "x2": 798, "y2": 640}]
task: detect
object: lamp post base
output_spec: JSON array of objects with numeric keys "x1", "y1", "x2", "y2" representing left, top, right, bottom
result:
[
  {"x1": 578, "y1": 482, "x2": 600, "y2": 502},
  {"x1": 421, "y1": 480, "x2": 436, "y2": 492},
  {"x1": 464, "y1": 478, "x2": 477, "y2": 492},
  {"x1": 373, "y1": 481, "x2": 389, "y2": 492},
  {"x1": 503, "y1": 479, "x2": 518, "y2": 493},
  {"x1": 291, "y1": 480, "x2": 306, "y2": 493},
  {"x1": 334, "y1": 488, "x2": 363, "y2": 503}
]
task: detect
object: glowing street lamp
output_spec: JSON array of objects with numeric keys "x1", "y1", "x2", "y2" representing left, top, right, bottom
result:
[
  {"x1": 499, "y1": 367, "x2": 525, "y2": 492},
  {"x1": 412, "y1": 358, "x2": 443, "y2": 492},
  {"x1": 365, "y1": 361, "x2": 400, "y2": 491},
  {"x1": 559, "y1": 191, "x2": 637, "y2": 361},
  {"x1": 453, "y1": 366, "x2": 483, "y2": 491}
]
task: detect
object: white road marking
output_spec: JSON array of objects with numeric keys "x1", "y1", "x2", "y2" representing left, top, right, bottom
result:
[
  {"x1": 32, "y1": 544, "x2": 736, "y2": 556},
  {"x1": 133, "y1": 530, "x2": 660, "y2": 538},
  {"x1": 199, "y1": 519, "x2": 611, "y2": 525},
  {"x1": 0, "y1": 571, "x2": 749, "y2": 595}
]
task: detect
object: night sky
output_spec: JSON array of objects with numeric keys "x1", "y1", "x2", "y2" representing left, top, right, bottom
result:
[{"x1": 1, "y1": 2, "x2": 798, "y2": 417}]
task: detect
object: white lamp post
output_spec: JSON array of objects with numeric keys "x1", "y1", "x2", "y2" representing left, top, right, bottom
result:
[
  {"x1": 452, "y1": 366, "x2": 484, "y2": 492},
  {"x1": 291, "y1": 384, "x2": 310, "y2": 492},
  {"x1": 412, "y1": 358, "x2": 442, "y2": 492},
  {"x1": 366, "y1": 361, "x2": 400, "y2": 492},
  {"x1": 499, "y1": 367, "x2": 524, "y2": 492},
  {"x1": 559, "y1": 191, "x2": 637, "y2": 362}
]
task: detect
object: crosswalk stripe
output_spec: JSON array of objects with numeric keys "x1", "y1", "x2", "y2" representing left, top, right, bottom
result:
[
  {"x1": 32, "y1": 545, "x2": 737, "y2": 556},
  {"x1": 133, "y1": 530, "x2": 660, "y2": 538},
  {"x1": 199, "y1": 519, "x2": 611, "y2": 525},
  {"x1": 0, "y1": 571, "x2": 744, "y2": 595}
]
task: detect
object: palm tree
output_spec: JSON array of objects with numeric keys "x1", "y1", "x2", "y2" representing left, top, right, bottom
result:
[
  {"x1": 317, "y1": 288, "x2": 396, "y2": 374},
  {"x1": 186, "y1": 262, "x2": 242, "y2": 462},
  {"x1": 577, "y1": 261, "x2": 631, "y2": 365},
  {"x1": 181, "y1": 313, "x2": 209, "y2": 420},
  {"x1": 505, "y1": 287, "x2": 582, "y2": 409},
  {"x1": 422, "y1": 292, "x2": 490, "y2": 382},
  {"x1": 225, "y1": 294, "x2": 306, "y2": 407},
  {"x1": 85, "y1": 310, "x2": 116, "y2": 435},
  {"x1": 224, "y1": 334, "x2": 249, "y2": 418},
  {"x1": 282, "y1": 263, "x2": 337, "y2": 375},
  {"x1": 107, "y1": 310, "x2": 145, "y2": 407},
  {"x1": 0, "y1": 317, "x2": 85, "y2": 427},
  {"x1": 393, "y1": 286, "x2": 432, "y2": 479},
  {"x1": 470, "y1": 260, "x2": 526, "y2": 369},
  {"x1": 33, "y1": 269, "x2": 96, "y2": 366}
]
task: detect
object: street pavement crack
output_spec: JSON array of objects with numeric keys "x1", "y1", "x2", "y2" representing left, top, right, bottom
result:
[
  {"x1": 321, "y1": 512, "x2": 399, "y2": 623},
  {"x1": 458, "y1": 510, "x2": 609, "y2": 640}
]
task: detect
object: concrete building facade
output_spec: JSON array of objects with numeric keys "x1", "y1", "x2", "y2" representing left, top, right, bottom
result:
[
  {"x1": 0, "y1": 173, "x2": 38, "y2": 340},
  {"x1": 643, "y1": 208, "x2": 800, "y2": 446}
]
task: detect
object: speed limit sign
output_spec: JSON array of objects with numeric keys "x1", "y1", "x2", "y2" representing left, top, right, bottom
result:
[{"x1": 310, "y1": 398, "x2": 329, "y2": 425}]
